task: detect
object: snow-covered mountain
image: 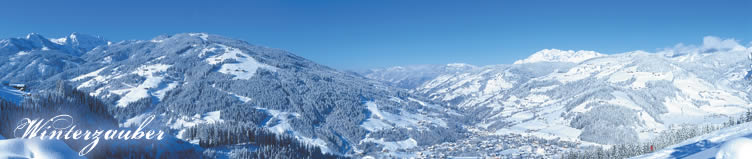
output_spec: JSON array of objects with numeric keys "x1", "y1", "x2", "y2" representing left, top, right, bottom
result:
[
  {"x1": 0, "y1": 33, "x2": 109, "y2": 87},
  {"x1": 3, "y1": 33, "x2": 465, "y2": 157},
  {"x1": 363, "y1": 36, "x2": 752, "y2": 147},
  {"x1": 513, "y1": 49, "x2": 605, "y2": 64},
  {"x1": 361, "y1": 63, "x2": 477, "y2": 89},
  {"x1": 50, "y1": 32, "x2": 109, "y2": 56},
  {"x1": 634, "y1": 121, "x2": 752, "y2": 159},
  {"x1": 4, "y1": 32, "x2": 750, "y2": 157}
]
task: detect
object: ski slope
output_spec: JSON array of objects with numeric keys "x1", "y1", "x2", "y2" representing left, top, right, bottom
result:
[{"x1": 633, "y1": 122, "x2": 752, "y2": 159}]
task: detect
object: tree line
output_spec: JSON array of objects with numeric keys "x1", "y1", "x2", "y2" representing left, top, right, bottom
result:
[{"x1": 565, "y1": 108, "x2": 752, "y2": 159}]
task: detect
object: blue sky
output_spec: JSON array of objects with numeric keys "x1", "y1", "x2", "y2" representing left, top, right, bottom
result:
[{"x1": 0, "y1": 0, "x2": 749, "y2": 70}]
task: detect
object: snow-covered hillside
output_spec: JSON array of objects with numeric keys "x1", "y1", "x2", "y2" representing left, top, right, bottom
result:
[
  {"x1": 361, "y1": 63, "x2": 477, "y2": 89},
  {"x1": 1, "y1": 33, "x2": 465, "y2": 157},
  {"x1": 364, "y1": 36, "x2": 752, "y2": 147},
  {"x1": 0, "y1": 138, "x2": 84, "y2": 159},
  {"x1": 4, "y1": 32, "x2": 750, "y2": 157},
  {"x1": 634, "y1": 122, "x2": 752, "y2": 159}
]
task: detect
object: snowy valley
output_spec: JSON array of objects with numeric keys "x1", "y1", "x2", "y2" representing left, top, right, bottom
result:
[
  {"x1": 362, "y1": 36, "x2": 752, "y2": 158},
  {"x1": 0, "y1": 33, "x2": 751, "y2": 158}
]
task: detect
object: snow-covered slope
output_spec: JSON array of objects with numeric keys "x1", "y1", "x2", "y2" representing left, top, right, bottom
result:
[
  {"x1": 26, "y1": 33, "x2": 465, "y2": 156},
  {"x1": 633, "y1": 122, "x2": 752, "y2": 159},
  {"x1": 372, "y1": 36, "x2": 752, "y2": 146},
  {"x1": 361, "y1": 63, "x2": 477, "y2": 89},
  {"x1": 0, "y1": 138, "x2": 85, "y2": 159}
]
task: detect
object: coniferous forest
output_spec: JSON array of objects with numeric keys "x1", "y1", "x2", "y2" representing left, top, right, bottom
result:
[{"x1": 0, "y1": 81, "x2": 340, "y2": 159}]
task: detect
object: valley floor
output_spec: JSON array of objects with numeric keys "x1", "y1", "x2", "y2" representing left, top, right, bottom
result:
[{"x1": 405, "y1": 125, "x2": 581, "y2": 158}]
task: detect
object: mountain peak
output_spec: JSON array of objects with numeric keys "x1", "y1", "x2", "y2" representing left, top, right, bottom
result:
[
  {"x1": 63, "y1": 32, "x2": 108, "y2": 52},
  {"x1": 16, "y1": 33, "x2": 56, "y2": 51},
  {"x1": 4, "y1": 33, "x2": 108, "y2": 56},
  {"x1": 446, "y1": 63, "x2": 476, "y2": 68},
  {"x1": 513, "y1": 49, "x2": 605, "y2": 64},
  {"x1": 187, "y1": 32, "x2": 209, "y2": 41},
  {"x1": 24, "y1": 33, "x2": 49, "y2": 43},
  {"x1": 25, "y1": 33, "x2": 45, "y2": 39}
]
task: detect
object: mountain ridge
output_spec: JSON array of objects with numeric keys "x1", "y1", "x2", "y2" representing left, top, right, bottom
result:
[
  {"x1": 3, "y1": 32, "x2": 751, "y2": 158},
  {"x1": 0, "y1": 32, "x2": 466, "y2": 157},
  {"x1": 513, "y1": 49, "x2": 605, "y2": 64},
  {"x1": 362, "y1": 36, "x2": 752, "y2": 147}
]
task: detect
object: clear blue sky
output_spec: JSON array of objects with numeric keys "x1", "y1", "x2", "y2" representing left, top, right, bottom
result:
[{"x1": 1, "y1": 0, "x2": 749, "y2": 70}]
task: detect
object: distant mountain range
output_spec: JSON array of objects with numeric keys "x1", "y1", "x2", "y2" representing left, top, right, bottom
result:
[
  {"x1": 0, "y1": 33, "x2": 107, "y2": 87},
  {"x1": 363, "y1": 37, "x2": 752, "y2": 146},
  {"x1": 1, "y1": 33, "x2": 751, "y2": 158}
]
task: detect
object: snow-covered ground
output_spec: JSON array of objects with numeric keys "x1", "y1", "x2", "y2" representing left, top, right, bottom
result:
[
  {"x1": 360, "y1": 137, "x2": 418, "y2": 151},
  {"x1": 716, "y1": 138, "x2": 752, "y2": 159},
  {"x1": 71, "y1": 63, "x2": 177, "y2": 107},
  {"x1": 0, "y1": 138, "x2": 84, "y2": 159},
  {"x1": 634, "y1": 122, "x2": 752, "y2": 159},
  {"x1": 201, "y1": 44, "x2": 277, "y2": 80},
  {"x1": 168, "y1": 110, "x2": 225, "y2": 130},
  {"x1": 166, "y1": 110, "x2": 225, "y2": 145},
  {"x1": 252, "y1": 107, "x2": 332, "y2": 154},
  {"x1": 111, "y1": 64, "x2": 174, "y2": 107},
  {"x1": 359, "y1": 101, "x2": 449, "y2": 132},
  {"x1": 356, "y1": 99, "x2": 459, "y2": 156},
  {"x1": 212, "y1": 84, "x2": 253, "y2": 103}
]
